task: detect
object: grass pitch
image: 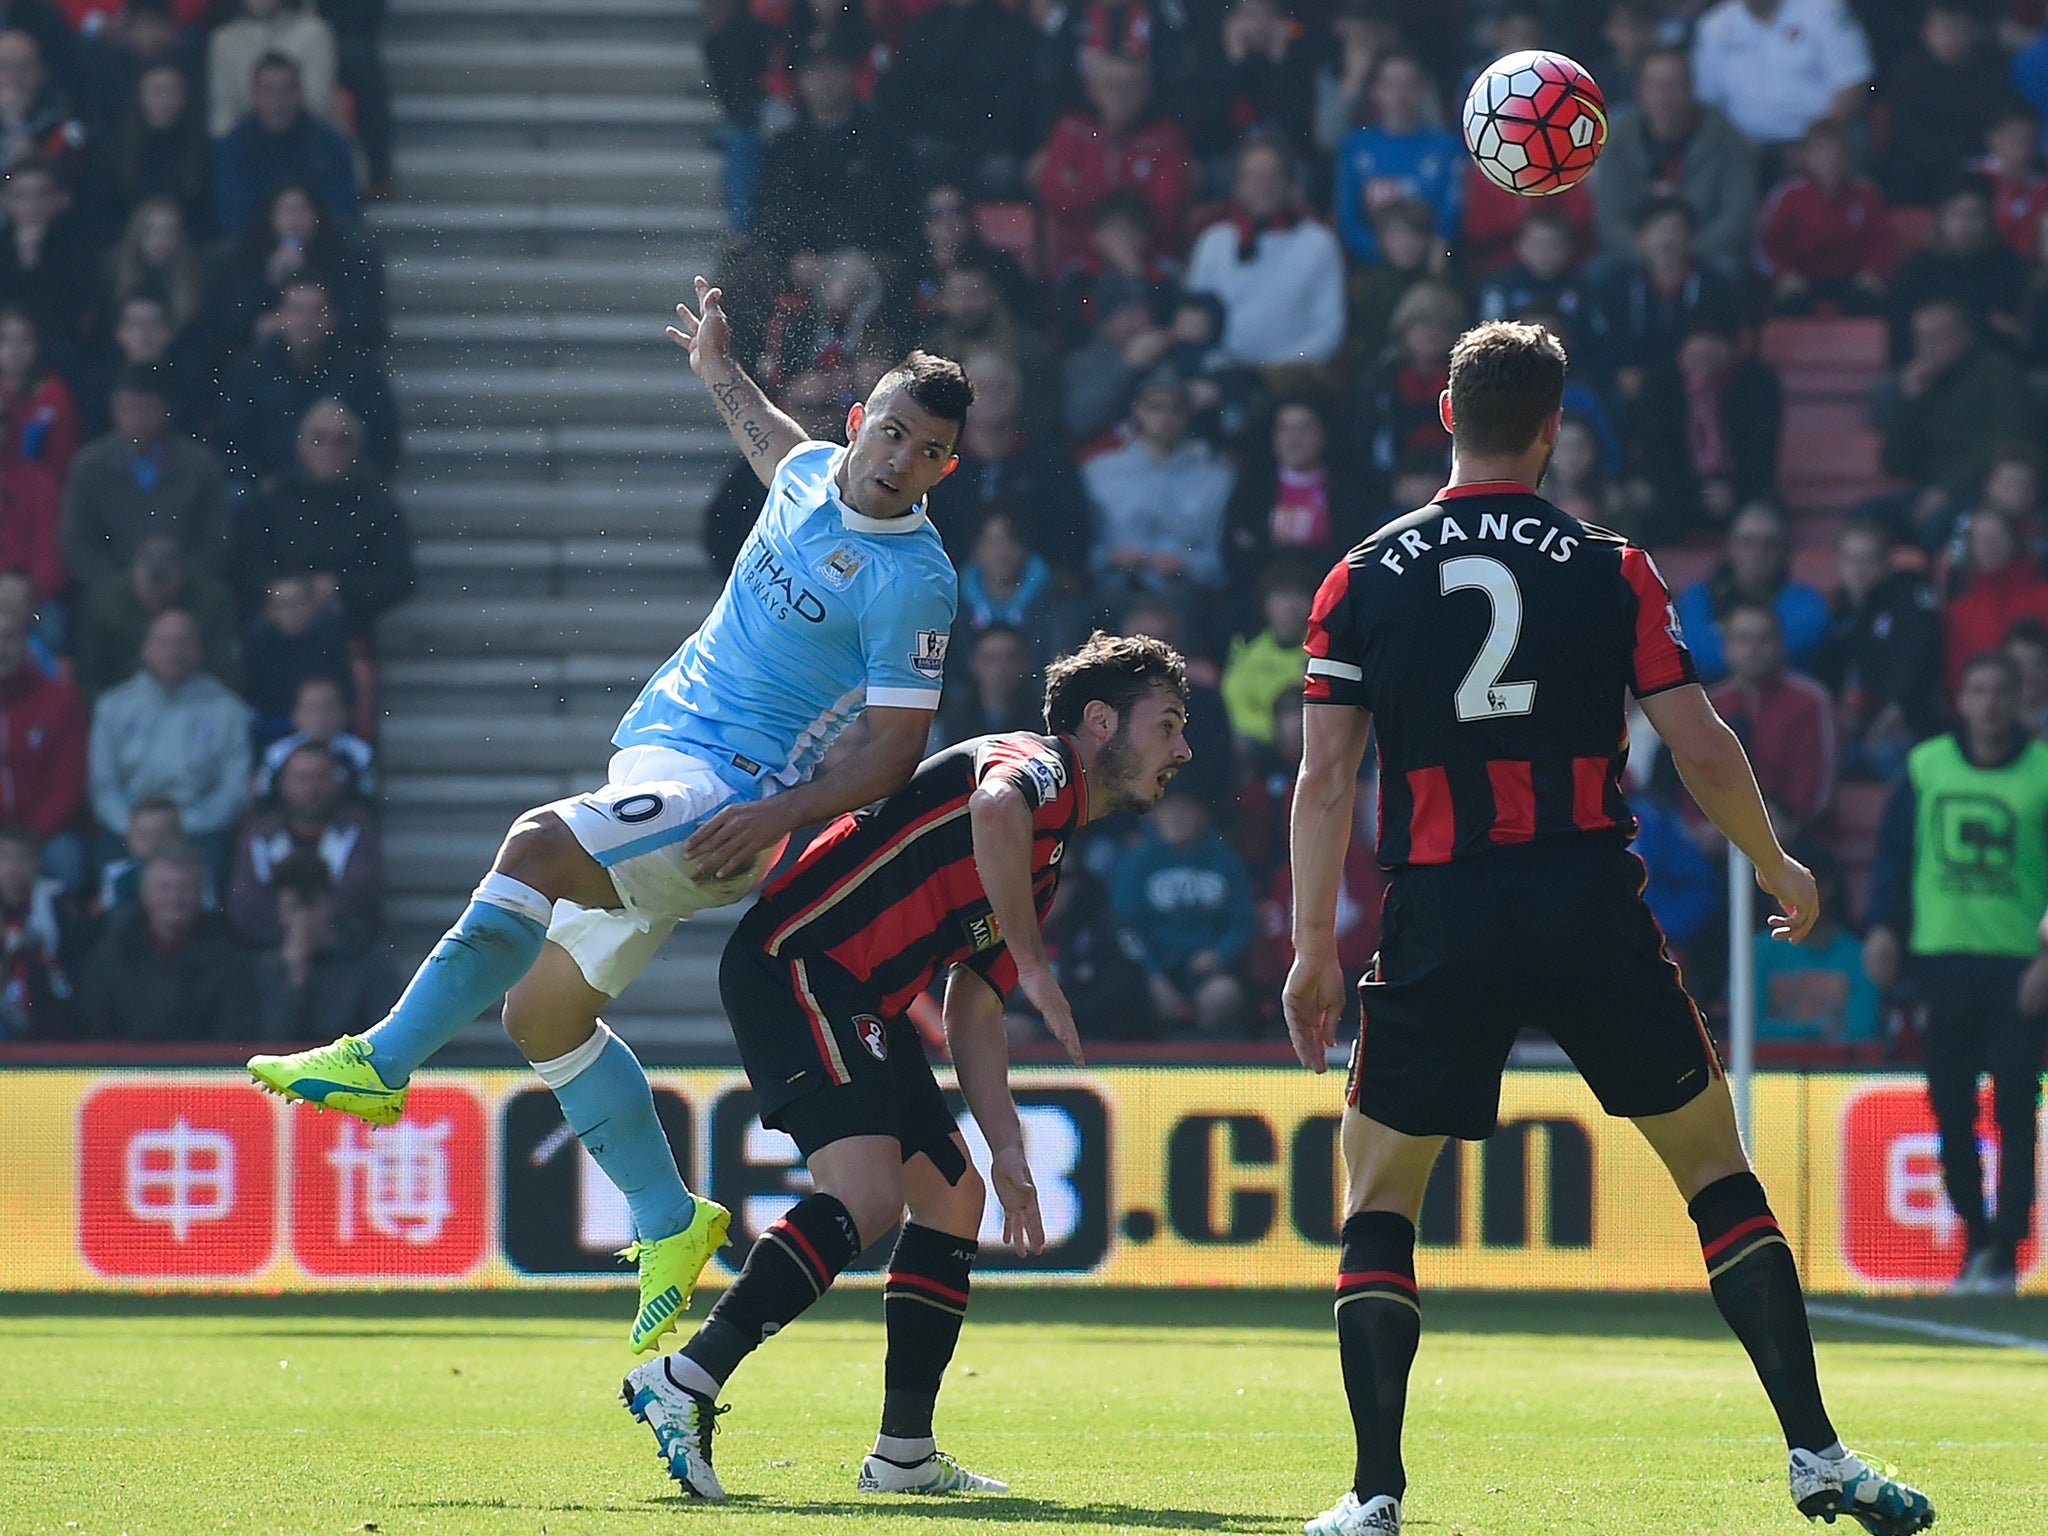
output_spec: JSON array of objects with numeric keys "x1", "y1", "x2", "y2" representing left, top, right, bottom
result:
[{"x1": 2, "y1": 1290, "x2": 2042, "y2": 1535}]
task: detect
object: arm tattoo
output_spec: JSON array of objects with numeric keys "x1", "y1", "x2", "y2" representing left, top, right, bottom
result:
[{"x1": 709, "y1": 374, "x2": 776, "y2": 460}]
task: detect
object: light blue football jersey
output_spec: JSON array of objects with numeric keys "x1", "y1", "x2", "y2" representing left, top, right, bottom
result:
[{"x1": 614, "y1": 441, "x2": 958, "y2": 793}]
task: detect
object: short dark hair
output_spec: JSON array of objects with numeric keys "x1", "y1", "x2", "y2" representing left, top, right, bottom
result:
[
  {"x1": 1961, "y1": 648, "x2": 2021, "y2": 688},
  {"x1": 1723, "y1": 597, "x2": 1782, "y2": 635},
  {"x1": 1042, "y1": 631, "x2": 1189, "y2": 735},
  {"x1": 270, "y1": 847, "x2": 334, "y2": 904},
  {"x1": 866, "y1": 349, "x2": 974, "y2": 428},
  {"x1": 112, "y1": 363, "x2": 170, "y2": 401},
  {"x1": 2003, "y1": 616, "x2": 2048, "y2": 652},
  {"x1": 1091, "y1": 188, "x2": 1153, "y2": 232},
  {"x1": 131, "y1": 794, "x2": 181, "y2": 822},
  {"x1": 1446, "y1": 320, "x2": 1567, "y2": 456},
  {"x1": 253, "y1": 50, "x2": 302, "y2": 80},
  {"x1": 1633, "y1": 193, "x2": 1696, "y2": 232}
]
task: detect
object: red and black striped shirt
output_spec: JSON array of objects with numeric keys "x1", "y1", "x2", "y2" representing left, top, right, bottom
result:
[
  {"x1": 745, "y1": 732, "x2": 1089, "y2": 1013},
  {"x1": 1303, "y1": 483, "x2": 1696, "y2": 868}
]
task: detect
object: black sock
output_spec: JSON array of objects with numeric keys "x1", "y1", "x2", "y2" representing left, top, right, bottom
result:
[
  {"x1": 1335, "y1": 1211, "x2": 1421, "y2": 1504},
  {"x1": 879, "y1": 1223, "x2": 977, "y2": 1442},
  {"x1": 1688, "y1": 1172, "x2": 1836, "y2": 1453},
  {"x1": 680, "y1": 1193, "x2": 863, "y2": 1389}
]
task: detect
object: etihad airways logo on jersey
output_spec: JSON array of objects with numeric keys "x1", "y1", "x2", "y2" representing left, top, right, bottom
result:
[
  {"x1": 740, "y1": 542, "x2": 828, "y2": 623},
  {"x1": 1375, "y1": 511, "x2": 1579, "y2": 575}
]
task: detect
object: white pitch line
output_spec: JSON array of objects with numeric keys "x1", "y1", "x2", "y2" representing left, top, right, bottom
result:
[{"x1": 1808, "y1": 1303, "x2": 2048, "y2": 1356}]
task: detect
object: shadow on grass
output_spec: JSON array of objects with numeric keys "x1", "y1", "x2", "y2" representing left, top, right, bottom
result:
[
  {"x1": 411, "y1": 1493, "x2": 1287, "y2": 1530},
  {"x1": 2, "y1": 1288, "x2": 2037, "y2": 1349}
]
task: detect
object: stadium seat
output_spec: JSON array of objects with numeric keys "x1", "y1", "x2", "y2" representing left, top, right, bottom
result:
[
  {"x1": 1790, "y1": 542, "x2": 1839, "y2": 593},
  {"x1": 1760, "y1": 317, "x2": 1887, "y2": 398},
  {"x1": 1886, "y1": 204, "x2": 1935, "y2": 264},
  {"x1": 1781, "y1": 397, "x2": 1867, "y2": 439},
  {"x1": 1829, "y1": 781, "x2": 1891, "y2": 867},
  {"x1": 975, "y1": 202, "x2": 1041, "y2": 278},
  {"x1": 1648, "y1": 544, "x2": 1717, "y2": 594},
  {"x1": 1779, "y1": 428, "x2": 1897, "y2": 514}
]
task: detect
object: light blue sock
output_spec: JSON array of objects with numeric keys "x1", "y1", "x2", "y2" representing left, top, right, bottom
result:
[
  {"x1": 362, "y1": 873, "x2": 551, "y2": 1083},
  {"x1": 544, "y1": 1024, "x2": 696, "y2": 1242}
]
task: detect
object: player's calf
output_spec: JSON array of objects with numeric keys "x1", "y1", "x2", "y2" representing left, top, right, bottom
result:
[{"x1": 1687, "y1": 1172, "x2": 1837, "y2": 1454}]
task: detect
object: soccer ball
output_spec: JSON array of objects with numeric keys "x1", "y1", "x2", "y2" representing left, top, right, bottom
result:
[{"x1": 1461, "y1": 50, "x2": 1607, "y2": 197}]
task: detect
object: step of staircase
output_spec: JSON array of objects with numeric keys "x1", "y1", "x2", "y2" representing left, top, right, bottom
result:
[
  {"x1": 380, "y1": 0, "x2": 736, "y2": 1037},
  {"x1": 393, "y1": 147, "x2": 720, "y2": 203},
  {"x1": 400, "y1": 479, "x2": 722, "y2": 540},
  {"x1": 394, "y1": 364, "x2": 716, "y2": 428},
  {"x1": 389, "y1": 39, "x2": 703, "y2": 95},
  {"x1": 394, "y1": 93, "x2": 719, "y2": 149},
  {"x1": 381, "y1": 595, "x2": 713, "y2": 661},
  {"x1": 371, "y1": 203, "x2": 723, "y2": 260},
  {"x1": 412, "y1": 535, "x2": 708, "y2": 597}
]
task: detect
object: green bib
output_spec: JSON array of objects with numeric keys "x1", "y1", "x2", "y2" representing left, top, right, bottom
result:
[{"x1": 1906, "y1": 735, "x2": 2048, "y2": 957}]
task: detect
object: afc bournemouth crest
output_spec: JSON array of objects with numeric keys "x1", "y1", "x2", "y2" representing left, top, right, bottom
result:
[{"x1": 853, "y1": 1013, "x2": 887, "y2": 1061}]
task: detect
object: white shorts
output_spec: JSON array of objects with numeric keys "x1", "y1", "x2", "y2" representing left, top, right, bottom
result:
[{"x1": 546, "y1": 744, "x2": 785, "y2": 997}]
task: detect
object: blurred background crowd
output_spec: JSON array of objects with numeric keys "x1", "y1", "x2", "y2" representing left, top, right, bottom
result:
[
  {"x1": 12, "y1": 0, "x2": 2048, "y2": 1060},
  {"x1": 0, "y1": 0, "x2": 410, "y2": 1043},
  {"x1": 699, "y1": 0, "x2": 2048, "y2": 1052}
]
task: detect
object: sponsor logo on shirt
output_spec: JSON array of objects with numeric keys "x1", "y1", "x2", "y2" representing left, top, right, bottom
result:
[
  {"x1": 964, "y1": 911, "x2": 1004, "y2": 952},
  {"x1": 912, "y1": 629, "x2": 949, "y2": 678}
]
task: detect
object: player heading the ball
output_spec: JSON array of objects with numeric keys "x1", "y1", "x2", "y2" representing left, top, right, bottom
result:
[{"x1": 252, "y1": 278, "x2": 970, "y2": 1353}]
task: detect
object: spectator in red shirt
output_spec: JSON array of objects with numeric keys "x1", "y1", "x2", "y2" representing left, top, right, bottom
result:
[
  {"x1": 1034, "y1": 46, "x2": 1192, "y2": 272},
  {"x1": 1755, "y1": 117, "x2": 1888, "y2": 316},
  {"x1": 1943, "y1": 505, "x2": 2048, "y2": 701},
  {"x1": 1458, "y1": 157, "x2": 1595, "y2": 275},
  {"x1": 1707, "y1": 600, "x2": 1836, "y2": 842},
  {"x1": 1977, "y1": 104, "x2": 2048, "y2": 258},
  {"x1": 0, "y1": 303, "x2": 75, "y2": 479},
  {"x1": 0, "y1": 611, "x2": 86, "y2": 887}
]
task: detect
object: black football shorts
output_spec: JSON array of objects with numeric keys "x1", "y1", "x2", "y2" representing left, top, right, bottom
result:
[
  {"x1": 1348, "y1": 835, "x2": 1722, "y2": 1140},
  {"x1": 718, "y1": 927, "x2": 967, "y2": 1182}
]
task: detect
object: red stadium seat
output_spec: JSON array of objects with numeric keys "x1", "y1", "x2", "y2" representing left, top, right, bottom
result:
[
  {"x1": 1886, "y1": 205, "x2": 1935, "y2": 263},
  {"x1": 1760, "y1": 317, "x2": 1888, "y2": 399},
  {"x1": 1789, "y1": 542, "x2": 1839, "y2": 593},
  {"x1": 1829, "y1": 781, "x2": 1891, "y2": 868},
  {"x1": 1779, "y1": 423, "x2": 1900, "y2": 517},
  {"x1": 975, "y1": 202, "x2": 1041, "y2": 278},
  {"x1": 1781, "y1": 397, "x2": 1867, "y2": 438},
  {"x1": 1647, "y1": 544, "x2": 1717, "y2": 594}
]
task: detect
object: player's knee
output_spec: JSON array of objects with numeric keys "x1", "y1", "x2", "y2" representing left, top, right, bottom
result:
[
  {"x1": 925, "y1": 1161, "x2": 984, "y2": 1235},
  {"x1": 498, "y1": 810, "x2": 577, "y2": 884},
  {"x1": 825, "y1": 1170, "x2": 904, "y2": 1249}
]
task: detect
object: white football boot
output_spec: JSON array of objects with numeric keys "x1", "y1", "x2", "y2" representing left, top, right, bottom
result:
[
  {"x1": 857, "y1": 1448, "x2": 1009, "y2": 1494},
  {"x1": 1790, "y1": 1446, "x2": 1935, "y2": 1534},
  {"x1": 1303, "y1": 1490, "x2": 1401, "y2": 1535},
  {"x1": 619, "y1": 1357, "x2": 727, "y2": 1500}
]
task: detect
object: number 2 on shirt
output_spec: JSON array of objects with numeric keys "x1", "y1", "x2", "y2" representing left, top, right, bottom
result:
[{"x1": 1441, "y1": 555, "x2": 1537, "y2": 721}]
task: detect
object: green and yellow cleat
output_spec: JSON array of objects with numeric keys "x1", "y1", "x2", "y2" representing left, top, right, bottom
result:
[
  {"x1": 622, "y1": 1198, "x2": 732, "y2": 1354},
  {"x1": 248, "y1": 1036, "x2": 408, "y2": 1127}
]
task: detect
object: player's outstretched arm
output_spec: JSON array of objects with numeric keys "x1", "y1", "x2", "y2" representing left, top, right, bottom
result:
[
  {"x1": 667, "y1": 275, "x2": 808, "y2": 487},
  {"x1": 969, "y1": 779, "x2": 1084, "y2": 1066},
  {"x1": 943, "y1": 965, "x2": 1045, "y2": 1254},
  {"x1": 683, "y1": 706, "x2": 931, "y2": 878},
  {"x1": 1284, "y1": 701, "x2": 1371, "y2": 1072},
  {"x1": 1640, "y1": 683, "x2": 1818, "y2": 943}
]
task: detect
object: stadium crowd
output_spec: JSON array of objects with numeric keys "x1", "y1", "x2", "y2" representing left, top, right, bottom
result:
[
  {"x1": 703, "y1": 0, "x2": 2048, "y2": 1049},
  {"x1": 0, "y1": 0, "x2": 407, "y2": 1042}
]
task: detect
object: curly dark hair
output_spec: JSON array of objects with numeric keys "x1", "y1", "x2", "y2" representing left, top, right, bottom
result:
[{"x1": 1042, "y1": 631, "x2": 1188, "y2": 735}]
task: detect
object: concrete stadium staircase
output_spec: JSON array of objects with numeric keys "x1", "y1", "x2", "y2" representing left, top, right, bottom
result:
[{"x1": 375, "y1": 0, "x2": 741, "y2": 1053}]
